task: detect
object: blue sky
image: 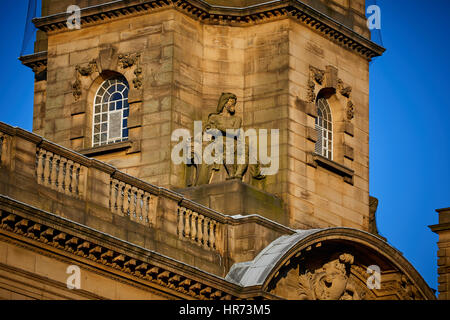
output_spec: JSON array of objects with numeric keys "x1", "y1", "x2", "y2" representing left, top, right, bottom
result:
[{"x1": 0, "y1": 1, "x2": 448, "y2": 293}]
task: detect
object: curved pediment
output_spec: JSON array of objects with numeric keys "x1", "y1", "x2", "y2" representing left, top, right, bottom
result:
[{"x1": 226, "y1": 228, "x2": 435, "y2": 300}]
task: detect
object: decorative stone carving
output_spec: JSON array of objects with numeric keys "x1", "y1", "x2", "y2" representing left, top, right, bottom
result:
[
  {"x1": 72, "y1": 79, "x2": 81, "y2": 101},
  {"x1": 187, "y1": 93, "x2": 264, "y2": 187},
  {"x1": 75, "y1": 59, "x2": 98, "y2": 76},
  {"x1": 310, "y1": 66, "x2": 324, "y2": 85},
  {"x1": 400, "y1": 275, "x2": 421, "y2": 300},
  {"x1": 72, "y1": 59, "x2": 98, "y2": 101},
  {"x1": 32, "y1": 64, "x2": 47, "y2": 75},
  {"x1": 337, "y1": 79, "x2": 352, "y2": 98},
  {"x1": 118, "y1": 53, "x2": 143, "y2": 89},
  {"x1": 369, "y1": 196, "x2": 380, "y2": 235},
  {"x1": 346, "y1": 100, "x2": 355, "y2": 120},
  {"x1": 306, "y1": 79, "x2": 316, "y2": 103},
  {"x1": 133, "y1": 66, "x2": 143, "y2": 89},
  {"x1": 298, "y1": 253, "x2": 362, "y2": 300},
  {"x1": 118, "y1": 53, "x2": 140, "y2": 69}
]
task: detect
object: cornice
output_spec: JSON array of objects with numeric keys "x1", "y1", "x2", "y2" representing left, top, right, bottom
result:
[
  {"x1": 32, "y1": 0, "x2": 384, "y2": 61},
  {"x1": 18, "y1": 51, "x2": 48, "y2": 73}
]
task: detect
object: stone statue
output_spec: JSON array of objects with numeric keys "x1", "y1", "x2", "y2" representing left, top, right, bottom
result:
[
  {"x1": 186, "y1": 92, "x2": 264, "y2": 186},
  {"x1": 205, "y1": 92, "x2": 248, "y2": 181}
]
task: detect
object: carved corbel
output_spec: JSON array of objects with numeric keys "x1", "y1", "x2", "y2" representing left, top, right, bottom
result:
[{"x1": 32, "y1": 64, "x2": 47, "y2": 76}]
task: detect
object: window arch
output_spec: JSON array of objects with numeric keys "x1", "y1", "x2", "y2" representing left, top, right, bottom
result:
[
  {"x1": 315, "y1": 97, "x2": 333, "y2": 160},
  {"x1": 92, "y1": 76, "x2": 129, "y2": 147}
]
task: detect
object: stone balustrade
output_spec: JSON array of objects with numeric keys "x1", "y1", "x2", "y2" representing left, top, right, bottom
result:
[
  {"x1": 0, "y1": 121, "x2": 293, "y2": 276},
  {"x1": 36, "y1": 148, "x2": 86, "y2": 198},
  {"x1": 178, "y1": 206, "x2": 219, "y2": 251},
  {"x1": 110, "y1": 177, "x2": 157, "y2": 226}
]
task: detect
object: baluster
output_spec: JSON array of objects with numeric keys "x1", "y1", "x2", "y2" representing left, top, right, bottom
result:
[
  {"x1": 116, "y1": 182, "x2": 125, "y2": 215},
  {"x1": 110, "y1": 179, "x2": 118, "y2": 210},
  {"x1": 197, "y1": 215, "x2": 204, "y2": 246},
  {"x1": 136, "y1": 189, "x2": 143, "y2": 221},
  {"x1": 71, "y1": 163, "x2": 80, "y2": 195},
  {"x1": 143, "y1": 192, "x2": 151, "y2": 224},
  {"x1": 43, "y1": 152, "x2": 52, "y2": 186},
  {"x1": 122, "y1": 184, "x2": 131, "y2": 217},
  {"x1": 203, "y1": 217, "x2": 210, "y2": 248},
  {"x1": 178, "y1": 207, "x2": 185, "y2": 239},
  {"x1": 50, "y1": 155, "x2": 59, "y2": 190},
  {"x1": 64, "y1": 160, "x2": 73, "y2": 195},
  {"x1": 191, "y1": 212, "x2": 198, "y2": 242},
  {"x1": 148, "y1": 194, "x2": 158, "y2": 226},
  {"x1": 209, "y1": 220, "x2": 216, "y2": 249},
  {"x1": 36, "y1": 149, "x2": 46, "y2": 184},
  {"x1": 129, "y1": 187, "x2": 137, "y2": 220},
  {"x1": 184, "y1": 209, "x2": 191, "y2": 239},
  {"x1": 77, "y1": 166, "x2": 86, "y2": 198},
  {"x1": 57, "y1": 157, "x2": 66, "y2": 192}
]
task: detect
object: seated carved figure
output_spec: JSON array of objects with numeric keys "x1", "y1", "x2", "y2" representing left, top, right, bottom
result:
[
  {"x1": 186, "y1": 93, "x2": 264, "y2": 186},
  {"x1": 205, "y1": 92, "x2": 247, "y2": 181}
]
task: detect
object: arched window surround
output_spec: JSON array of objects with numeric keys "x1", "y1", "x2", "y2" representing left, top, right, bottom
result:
[{"x1": 92, "y1": 76, "x2": 130, "y2": 147}]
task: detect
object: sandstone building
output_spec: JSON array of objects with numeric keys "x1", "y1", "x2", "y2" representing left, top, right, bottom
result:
[{"x1": 0, "y1": 0, "x2": 440, "y2": 299}]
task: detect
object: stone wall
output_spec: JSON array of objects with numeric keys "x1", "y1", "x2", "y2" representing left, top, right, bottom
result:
[{"x1": 286, "y1": 18, "x2": 370, "y2": 230}]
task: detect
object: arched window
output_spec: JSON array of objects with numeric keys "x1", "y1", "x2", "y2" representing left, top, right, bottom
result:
[
  {"x1": 92, "y1": 76, "x2": 129, "y2": 147},
  {"x1": 315, "y1": 97, "x2": 333, "y2": 160}
]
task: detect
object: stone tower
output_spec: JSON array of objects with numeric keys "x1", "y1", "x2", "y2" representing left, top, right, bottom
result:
[
  {"x1": 21, "y1": 0, "x2": 384, "y2": 231},
  {"x1": 2, "y1": 0, "x2": 437, "y2": 301}
]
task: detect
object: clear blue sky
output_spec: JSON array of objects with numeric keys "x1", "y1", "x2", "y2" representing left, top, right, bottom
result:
[{"x1": 0, "y1": 1, "x2": 448, "y2": 293}]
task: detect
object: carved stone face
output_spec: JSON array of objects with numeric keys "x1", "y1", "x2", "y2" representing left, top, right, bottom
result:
[
  {"x1": 225, "y1": 98, "x2": 236, "y2": 114},
  {"x1": 314, "y1": 262, "x2": 349, "y2": 300}
]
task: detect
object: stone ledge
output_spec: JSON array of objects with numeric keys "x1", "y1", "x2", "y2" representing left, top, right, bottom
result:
[
  {"x1": 307, "y1": 152, "x2": 354, "y2": 185},
  {"x1": 176, "y1": 179, "x2": 287, "y2": 225},
  {"x1": 79, "y1": 141, "x2": 133, "y2": 156}
]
